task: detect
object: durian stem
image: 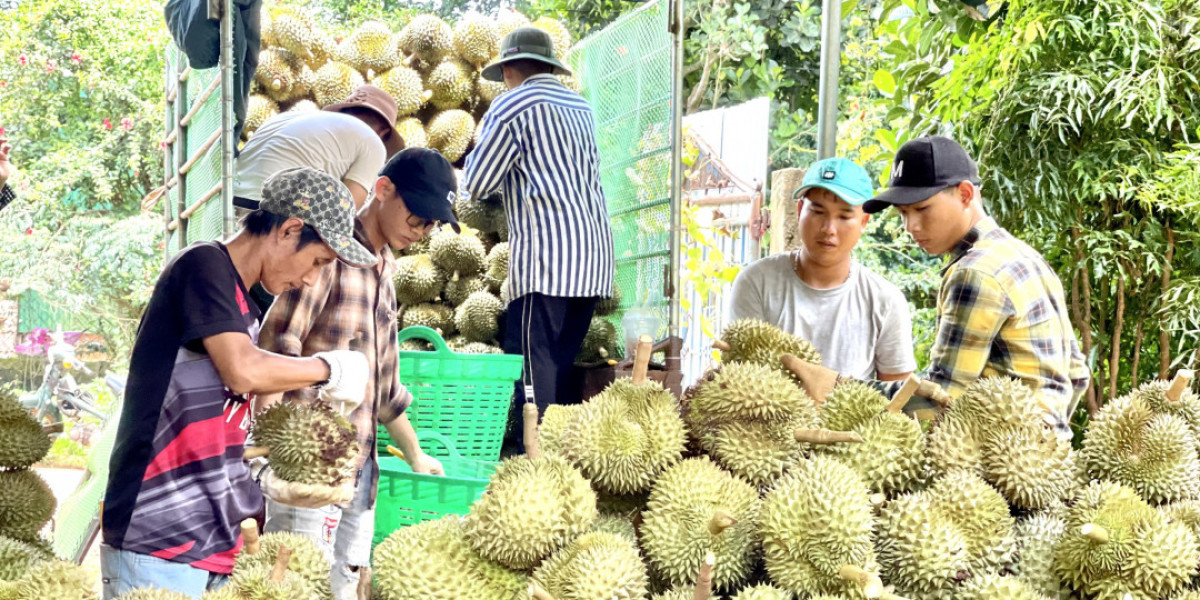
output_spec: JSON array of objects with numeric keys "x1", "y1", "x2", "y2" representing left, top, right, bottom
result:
[
  {"x1": 1081, "y1": 523, "x2": 1109, "y2": 544},
  {"x1": 240, "y1": 519, "x2": 260, "y2": 556},
  {"x1": 707, "y1": 511, "x2": 737, "y2": 536},
  {"x1": 693, "y1": 552, "x2": 716, "y2": 600},
  {"x1": 523, "y1": 402, "x2": 541, "y2": 459},
  {"x1": 529, "y1": 582, "x2": 557, "y2": 600},
  {"x1": 243, "y1": 446, "x2": 269, "y2": 460},
  {"x1": 598, "y1": 346, "x2": 609, "y2": 358},
  {"x1": 269, "y1": 546, "x2": 292, "y2": 583},
  {"x1": 712, "y1": 340, "x2": 731, "y2": 352},
  {"x1": 886, "y1": 375, "x2": 921, "y2": 414},
  {"x1": 1167, "y1": 369, "x2": 1195, "y2": 403},
  {"x1": 838, "y1": 565, "x2": 884, "y2": 599},
  {"x1": 794, "y1": 428, "x2": 863, "y2": 444},
  {"x1": 633, "y1": 334, "x2": 653, "y2": 385}
]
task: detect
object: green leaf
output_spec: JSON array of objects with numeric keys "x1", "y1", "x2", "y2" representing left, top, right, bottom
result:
[{"x1": 873, "y1": 69, "x2": 897, "y2": 96}]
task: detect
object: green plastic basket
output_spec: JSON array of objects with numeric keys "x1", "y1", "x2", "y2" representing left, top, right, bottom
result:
[
  {"x1": 373, "y1": 430, "x2": 497, "y2": 546},
  {"x1": 377, "y1": 326, "x2": 522, "y2": 461}
]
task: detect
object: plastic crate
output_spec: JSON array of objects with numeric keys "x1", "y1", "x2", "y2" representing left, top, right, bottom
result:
[
  {"x1": 377, "y1": 327, "x2": 522, "y2": 461},
  {"x1": 373, "y1": 431, "x2": 497, "y2": 546}
]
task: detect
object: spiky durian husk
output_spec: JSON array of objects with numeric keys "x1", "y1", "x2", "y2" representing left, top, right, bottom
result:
[
  {"x1": 812, "y1": 380, "x2": 925, "y2": 495},
  {"x1": 394, "y1": 117, "x2": 429, "y2": 149},
  {"x1": 312, "y1": 62, "x2": 365, "y2": 107},
  {"x1": 0, "y1": 470, "x2": 55, "y2": 541},
  {"x1": 425, "y1": 58, "x2": 474, "y2": 110},
  {"x1": 1081, "y1": 393, "x2": 1200, "y2": 504},
  {"x1": 484, "y1": 241, "x2": 509, "y2": 294},
  {"x1": 429, "y1": 227, "x2": 486, "y2": 279},
  {"x1": 495, "y1": 10, "x2": 532, "y2": 39},
  {"x1": 576, "y1": 317, "x2": 618, "y2": 364},
  {"x1": 0, "y1": 535, "x2": 50, "y2": 582},
  {"x1": 400, "y1": 15, "x2": 454, "y2": 67},
  {"x1": 374, "y1": 516, "x2": 527, "y2": 600},
  {"x1": 1009, "y1": 508, "x2": 1069, "y2": 597},
  {"x1": 234, "y1": 531, "x2": 333, "y2": 600},
  {"x1": 114, "y1": 587, "x2": 193, "y2": 600},
  {"x1": 13, "y1": 560, "x2": 96, "y2": 600},
  {"x1": 716, "y1": 318, "x2": 821, "y2": 372},
  {"x1": 339, "y1": 21, "x2": 400, "y2": 79},
  {"x1": 539, "y1": 403, "x2": 582, "y2": 459},
  {"x1": 393, "y1": 254, "x2": 444, "y2": 306},
  {"x1": 244, "y1": 95, "x2": 279, "y2": 138},
  {"x1": 427, "y1": 110, "x2": 476, "y2": 163},
  {"x1": 373, "y1": 66, "x2": 428, "y2": 117},
  {"x1": 981, "y1": 421, "x2": 1077, "y2": 510},
  {"x1": 251, "y1": 402, "x2": 358, "y2": 487},
  {"x1": 532, "y1": 531, "x2": 648, "y2": 600},
  {"x1": 400, "y1": 302, "x2": 455, "y2": 336},
  {"x1": 959, "y1": 573, "x2": 1051, "y2": 600},
  {"x1": 442, "y1": 275, "x2": 488, "y2": 307},
  {"x1": 0, "y1": 393, "x2": 52, "y2": 469},
  {"x1": 531, "y1": 17, "x2": 572, "y2": 60},
  {"x1": 453, "y1": 290, "x2": 503, "y2": 343},
  {"x1": 453, "y1": 13, "x2": 501, "y2": 67}
]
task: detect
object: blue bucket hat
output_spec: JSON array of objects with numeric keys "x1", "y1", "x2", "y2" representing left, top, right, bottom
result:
[{"x1": 793, "y1": 158, "x2": 874, "y2": 206}]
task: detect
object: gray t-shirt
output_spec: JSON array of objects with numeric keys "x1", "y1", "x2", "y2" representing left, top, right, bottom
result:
[{"x1": 727, "y1": 253, "x2": 917, "y2": 379}]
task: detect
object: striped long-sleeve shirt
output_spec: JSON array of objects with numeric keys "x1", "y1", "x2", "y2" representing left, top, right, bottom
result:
[{"x1": 463, "y1": 74, "x2": 614, "y2": 301}]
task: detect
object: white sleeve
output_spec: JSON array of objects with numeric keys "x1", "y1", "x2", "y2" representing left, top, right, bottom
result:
[
  {"x1": 875, "y1": 288, "x2": 919, "y2": 375},
  {"x1": 343, "y1": 135, "x2": 386, "y2": 191},
  {"x1": 727, "y1": 265, "x2": 768, "y2": 323}
]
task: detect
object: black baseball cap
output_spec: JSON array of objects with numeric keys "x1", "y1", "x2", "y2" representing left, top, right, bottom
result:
[
  {"x1": 380, "y1": 148, "x2": 460, "y2": 232},
  {"x1": 862, "y1": 136, "x2": 981, "y2": 214}
]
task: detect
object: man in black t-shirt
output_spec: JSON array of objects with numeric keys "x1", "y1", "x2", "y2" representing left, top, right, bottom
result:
[{"x1": 101, "y1": 168, "x2": 376, "y2": 599}]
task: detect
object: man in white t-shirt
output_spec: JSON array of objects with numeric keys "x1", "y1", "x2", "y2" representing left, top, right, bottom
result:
[
  {"x1": 233, "y1": 84, "x2": 405, "y2": 211},
  {"x1": 728, "y1": 157, "x2": 916, "y2": 381}
]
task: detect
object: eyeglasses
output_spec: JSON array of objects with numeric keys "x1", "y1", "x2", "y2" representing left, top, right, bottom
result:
[{"x1": 406, "y1": 213, "x2": 437, "y2": 231}]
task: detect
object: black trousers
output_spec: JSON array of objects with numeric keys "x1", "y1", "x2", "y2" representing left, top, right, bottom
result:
[{"x1": 502, "y1": 293, "x2": 598, "y2": 455}]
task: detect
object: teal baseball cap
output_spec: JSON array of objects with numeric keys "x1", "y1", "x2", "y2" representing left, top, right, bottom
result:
[{"x1": 793, "y1": 158, "x2": 874, "y2": 206}]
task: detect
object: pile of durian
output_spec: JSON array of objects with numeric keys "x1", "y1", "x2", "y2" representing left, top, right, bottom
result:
[
  {"x1": 0, "y1": 390, "x2": 99, "y2": 600},
  {"x1": 370, "y1": 318, "x2": 1200, "y2": 600},
  {"x1": 245, "y1": 5, "x2": 581, "y2": 166},
  {"x1": 391, "y1": 220, "x2": 621, "y2": 360}
]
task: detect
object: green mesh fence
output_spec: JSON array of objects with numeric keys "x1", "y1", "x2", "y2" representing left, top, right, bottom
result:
[{"x1": 568, "y1": 0, "x2": 673, "y2": 355}]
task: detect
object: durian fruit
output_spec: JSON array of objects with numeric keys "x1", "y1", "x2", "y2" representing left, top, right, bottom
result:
[
  {"x1": 1055, "y1": 480, "x2": 1199, "y2": 599},
  {"x1": 683, "y1": 363, "x2": 817, "y2": 487},
  {"x1": 590, "y1": 513, "x2": 638, "y2": 544},
  {"x1": 227, "y1": 563, "x2": 313, "y2": 600},
  {"x1": 399, "y1": 15, "x2": 454, "y2": 68},
  {"x1": 484, "y1": 241, "x2": 509, "y2": 294},
  {"x1": 539, "y1": 403, "x2": 581, "y2": 458},
  {"x1": 454, "y1": 290, "x2": 504, "y2": 343},
  {"x1": 453, "y1": 14, "x2": 501, "y2": 67},
  {"x1": 443, "y1": 275, "x2": 488, "y2": 307},
  {"x1": 287, "y1": 99, "x2": 318, "y2": 113},
  {"x1": 286, "y1": 61, "x2": 316, "y2": 102},
  {"x1": 715, "y1": 318, "x2": 821, "y2": 371},
  {"x1": 456, "y1": 342, "x2": 502, "y2": 355},
  {"x1": 731, "y1": 585, "x2": 794, "y2": 600},
  {"x1": 394, "y1": 117, "x2": 429, "y2": 149},
  {"x1": 596, "y1": 287, "x2": 622, "y2": 316},
  {"x1": 1081, "y1": 392, "x2": 1200, "y2": 504},
  {"x1": 251, "y1": 401, "x2": 358, "y2": 487},
  {"x1": 198, "y1": 585, "x2": 241, "y2": 600},
  {"x1": 454, "y1": 196, "x2": 502, "y2": 234},
  {"x1": 427, "y1": 109, "x2": 476, "y2": 163},
  {"x1": 393, "y1": 254, "x2": 444, "y2": 306},
  {"x1": 576, "y1": 317, "x2": 618, "y2": 364},
  {"x1": 532, "y1": 531, "x2": 648, "y2": 600},
  {"x1": 13, "y1": 560, "x2": 96, "y2": 600},
  {"x1": 244, "y1": 95, "x2": 279, "y2": 138},
  {"x1": 981, "y1": 420, "x2": 1077, "y2": 510},
  {"x1": 312, "y1": 62, "x2": 365, "y2": 107},
  {"x1": 560, "y1": 378, "x2": 687, "y2": 495},
  {"x1": 877, "y1": 471, "x2": 1016, "y2": 599},
  {"x1": 339, "y1": 21, "x2": 400, "y2": 80},
  {"x1": 374, "y1": 516, "x2": 527, "y2": 600},
  {"x1": 650, "y1": 590, "x2": 691, "y2": 600},
  {"x1": 465, "y1": 454, "x2": 597, "y2": 570},
  {"x1": 1128, "y1": 376, "x2": 1200, "y2": 440},
  {"x1": 0, "y1": 470, "x2": 55, "y2": 540},
  {"x1": 639, "y1": 457, "x2": 761, "y2": 591},
  {"x1": 426, "y1": 59, "x2": 475, "y2": 111},
  {"x1": 0, "y1": 535, "x2": 50, "y2": 581},
  {"x1": 115, "y1": 587, "x2": 192, "y2": 600},
  {"x1": 234, "y1": 532, "x2": 334, "y2": 600},
  {"x1": 810, "y1": 380, "x2": 925, "y2": 496},
  {"x1": 372, "y1": 66, "x2": 429, "y2": 117},
  {"x1": 531, "y1": 17, "x2": 572, "y2": 60},
  {"x1": 496, "y1": 10, "x2": 532, "y2": 39},
  {"x1": 0, "y1": 393, "x2": 52, "y2": 469},
  {"x1": 959, "y1": 573, "x2": 1050, "y2": 600},
  {"x1": 254, "y1": 49, "x2": 297, "y2": 99},
  {"x1": 429, "y1": 226, "x2": 487, "y2": 280},
  {"x1": 761, "y1": 456, "x2": 880, "y2": 599},
  {"x1": 269, "y1": 7, "x2": 322, "y2": 61},
  {"x1": 476, "y1": 74, "x2": 507, "y2": 105},
  {"x1": 1009, "y1": 508, "x2": 1068, "y2": 598},
  {"x1": 401, "y1": 302, "x2": 455, "y2": 335},
  {"x1": 0, "y1": 580, "x2": 17, "y2": 600}
]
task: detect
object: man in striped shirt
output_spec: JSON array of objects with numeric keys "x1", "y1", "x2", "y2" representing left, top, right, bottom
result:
[{"x1": 464, "y1": 27, "x2": 615, "y2": 452}]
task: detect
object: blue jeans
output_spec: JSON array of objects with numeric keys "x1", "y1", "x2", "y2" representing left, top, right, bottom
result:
[{"x1": 100, "y1": 545, "x2": 227, "y2": 599}]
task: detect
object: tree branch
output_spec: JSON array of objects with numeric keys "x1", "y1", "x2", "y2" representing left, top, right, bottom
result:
[
  {"x1": 1109, "y1": 263, "x2": 1127, "y2": 401},
  {"x1": 1160, "y1": 220, "x2": 1175, "y2": 379}
]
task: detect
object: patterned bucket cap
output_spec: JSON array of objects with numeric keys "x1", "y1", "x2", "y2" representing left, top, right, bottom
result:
[{"x1": 259, "y1": 167, "x2": 377, "y2": 268}]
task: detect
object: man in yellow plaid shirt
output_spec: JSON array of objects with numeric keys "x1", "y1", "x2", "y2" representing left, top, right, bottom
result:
[{"x1": 795, "y1": 136, "x2": 1088, "y2": 438}]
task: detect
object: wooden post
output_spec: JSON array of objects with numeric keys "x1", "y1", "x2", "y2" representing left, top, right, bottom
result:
[
  {"x1": 769, "y1": 168, "x2": 807, "y2": 254},
  {"x1": 523, "y1": 402, "x2": 541, "y2": 459}
]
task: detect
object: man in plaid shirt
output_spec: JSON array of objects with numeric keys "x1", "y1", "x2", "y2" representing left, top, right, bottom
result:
[
  {"x1": 256, "y1": 149, "x2": 459, "y2": 600},
  {"x1": 794, "y1": 136, "x2": 1088, "y2": 439}
]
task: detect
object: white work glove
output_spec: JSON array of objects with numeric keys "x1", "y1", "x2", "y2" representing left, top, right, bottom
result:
[
  {"x1": 259, "y1": 467, "x2": 356, "y2": 509},
  {"x1": 314, "y1": 350, "x2": 369, "y2": 416}
]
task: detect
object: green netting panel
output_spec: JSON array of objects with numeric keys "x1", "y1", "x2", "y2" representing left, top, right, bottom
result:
[
  {"x1": 16, "y1": 290, "x2": 89, "y2": 333},
  {"x1": 568, "y1": 0, "x2": 673, "y2": 355},
  {"x1": 164, "y1": 47, "x2": 183, "y2": 253}
]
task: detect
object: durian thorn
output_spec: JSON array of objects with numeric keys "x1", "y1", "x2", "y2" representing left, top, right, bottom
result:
[
  {"x1": 243, "y1": 446, "x2": 269, "y2": 460},
  {"x1": 421, "y1": 89, "x2": 434, "y2": 102},
  {"x1": 869, "y1": 492, "x2": 886, "y2": 509},
  {"x1": 712, "y1": 339, "x2": 731, "y2": 352},
  {"x1": 838, "y1": 565, "x2": 884, "y2": 599},
  {"x1": 269, "y1": 545, "x2": 293, "y2": 583},
  {"x1": 632, "y1": 334, "x2": 653, "y2": 385},
  {"x1": 1081, "y1": 523, "x2": 1109, "y2": 544},
  {"x1": 529, "y1": 582, "x2": 556, "y2": 600},
  {"x1": 522, "y1": 402, "x2": 540, "y2": 459},
  {"x1": 794, "y1": 428, "x2": 863, "y2": 444},
  {"x1": 707, "y1": 511, "x2": 737, "y2": 536},
  {"x1": 692, "y1": 552, "x2": 716, "y2": 600},
  {"x1": 366, "y1": 68, "x2": 376, "y2": 80},
  {"x1": 452, "y1": 270, "x2": 461, "y2": 282},
  {"x1": 1167, "y1": 369, "x2": 1195, "y2": 403},
  {"x1": 887, "y1": 375, "x2": 921, "y2": 413},
  {"x1": 598, "y1": 346, "x2": 609, "y2": 358},
  {"x1": 240, "y1": 519, "x2": 261, "y2": 556}
]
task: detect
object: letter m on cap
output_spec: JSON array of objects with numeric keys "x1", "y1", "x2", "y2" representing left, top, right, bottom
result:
[{"x1": 894, "y1": 160, "x2": 904, "y2": 180}]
